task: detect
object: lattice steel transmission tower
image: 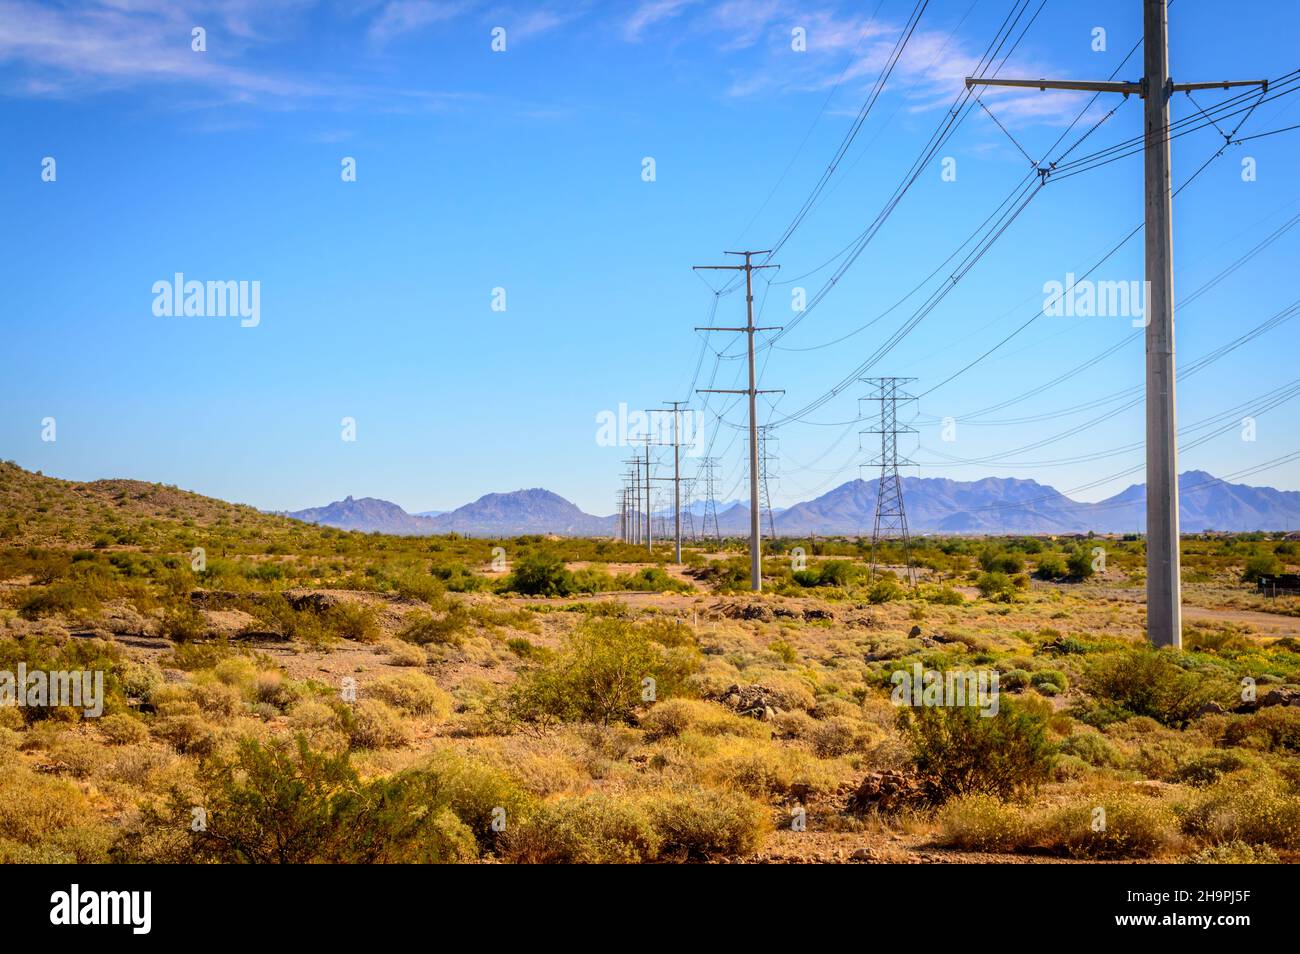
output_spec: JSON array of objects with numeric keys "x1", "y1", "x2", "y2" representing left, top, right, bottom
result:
[
  {"x1": 681, "y1": 477, "x2": 697, "y2": 541},
  {"x1": 746, "y1": 426, "x2": 779, "y2": 541},
  {"x1": 861, "y1": 377, "x2": 918, "y2": 586},
  {"x1": 697, "y1": 456, "x2": 722, "y2": 543}
]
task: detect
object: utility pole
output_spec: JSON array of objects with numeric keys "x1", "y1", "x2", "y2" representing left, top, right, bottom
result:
[
  {"x1": 695, "y1": 251, "x2": 782, "y2": 592},
  {"x1": 861, "y1": 377, "x2": 917, "y2": 587},
  {"x1": 965, "y1": 0, "x2": 1266, "y2": 649},
  {"x1": 650, "y1": 402, "x2": 689, "y2": 564},
  {"x1": 642, "y1": 437, "x2": 653, "y2": 554},
  {"x1": 623, "y1": 456, "x2": 641, "y2": 545}
]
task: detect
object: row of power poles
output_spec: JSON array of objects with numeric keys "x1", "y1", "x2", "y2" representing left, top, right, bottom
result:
[{"x1": 618, "y1": 0, "x2": 1232, "y2": 649}]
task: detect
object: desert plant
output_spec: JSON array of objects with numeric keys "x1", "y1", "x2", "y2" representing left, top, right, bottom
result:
[{"x1": 900, "y1": 700, "x2": 1055, "y2": 802}]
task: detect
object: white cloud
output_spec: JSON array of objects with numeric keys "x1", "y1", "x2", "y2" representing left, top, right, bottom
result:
[
  {"x1": 622, "y1": 0, "x2": 697, "y2": 42},
  {"x1": 368, "y1": 1, "x2": 465, "y2": 43}
]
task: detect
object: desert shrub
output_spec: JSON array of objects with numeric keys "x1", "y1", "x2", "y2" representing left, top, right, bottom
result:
[
  {"x1": 637, "y1": 615, "x2": 698, "y2": 648},
  {"x1": 1081, "y1": 649, "x2": 1230, "y2": 728},
  {"x1": 937, "y1": 791, "x2": 1177, "y2": 859},
  {"x1": 16, "y1": 583, "x2": 100, "y2": 621},
  {"x1": 1173, "y1": 748, "x2": 1263, "y2": 786},
  {"x1": 0, "y1": 764, "x2": 90, "y2": 847},
  {"x1": 1242, "y1": 552, "x2": 1281, "y2": 583},
  {"x1": 900, "y1": 700, "x2": 1055, "y2": 802},
  {"x1": 159, "y1": 604, "x2": 208, "y2": 642},
  {"x1": 1034, "y1": 552, "x2": 1067, "y2": 580},
  {"x1": 189, "y1": 680, "x2": 242, "y2": 720},
  {"x1": 693, "y1": 556, "x2": 752, "y2": 591},
  {"x1": 430, "y1": 562, "x2": 486, "y2": 592},
  {"x1": 935, "y1": 795, "x2": 1031, "y2": 852},
  {"x1": 817, "y1": 560, "x2": 859, "y2": 587},
  {"x1": 501, "y1": 794, "x2": 660, "y2": 863},
  {"x1": 321, "y1": 602, "x2": 380, "y2": 642},
  {"x1": 398, "y1": 605, "x2": 470, "y2": 646},
  {"x1": 615, "y1": 567, "x2": 693, "y2": 594},
  {"x1": 420, "y1": 751, "x2": 531, "y2": 848},
  {"x1": 1187, "y1": 841, "x2": 1279, "y2": 864},
  {"x1": 341, "y1": 699, "x2": 410, "y2": 749},
  {"x1": 1000, "y1": 668, "x2": 1031, "y2": 691},
  {"x1": 124, "y1": 736, "x2": 477, "y2": 863},
  {"x1": 765, "y1": 638, "x2": 797, "y2": 665},
  {"x1": 867, "y1": 579, "x2": 905, "y2": 604},
  {"x1": 151, "y1": 701, "x2": 217, "y2": 755},
  {"x1": 288, "y1": 699, "x2": 338, "y2": 732},
  {"x1": 1066, "y1": 547, "x2": 1097, "y2": 581},
  {"x1": 705, "y1": 736, "x2": 841, "y2": 798},
  {"x1": 640, "y1": 699, "x2": 767, "y2": 741},
  {"x1": 645, "y1": 788, "x2": 769, "y2": 860},
  {"x1": 1221, "y1": 706, "x2": 1300, "y2": 752},
  {"x1": 771, "y1": 708, "x2": 818, "y2": 740},
  {"x1": 923, "y1": 586, "x2": 965, "y2": 605},
  {"x1": 381, "y1": 639, "x2": 427, "y2": 667},
  {"x1": 979, "y1": 549, "x2": 1023, "y2": 575},
  {"x1": 1181, "y1": 770, "x2": 1300, "y2": 849},
  {"x1": 976, "y1": 572, "x2": 1017, "y2": 602},
  {"x1": 811, "y1": 716, "x2": 859, "y2": 758},
  {"x1": 1036, "y1": 797, "x2": 1178, "y2": 859},
  {"x1": 509, "y1": 617, "x2": 699, "y2": 726},
  {"x1": 1058, "y1": 730, "x2": 1123, "y2": 768},
  {"x1": 100, "y1": 713, "x2": 148, "y2": 745},
  {"x1": 504, "y1": 553, "x2": 574, "y2": 597},
  {"x1": 1031, "y1": 669, "x2": 1068, "y2": 694},
  {"x1": 367, "y1": 672, "x2": 454, "y2": 719}
]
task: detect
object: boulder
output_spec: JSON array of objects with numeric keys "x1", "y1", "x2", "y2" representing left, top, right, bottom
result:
[{"x1": 847, "y1": 770, "x2": 928, "y2": 815}]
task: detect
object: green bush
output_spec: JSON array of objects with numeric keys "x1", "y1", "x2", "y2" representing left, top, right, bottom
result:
[
  {"x1": 1034, "y1": 553, "x2": 1067, "y2": 580},
  {"x1": 124, "y1": 736, "x2": 477, "y2": 863},
  {"x1": 900, "y1": 700, "x2": 1055, "y2": 802},
  {"x1": 398, "y1": 606, "x2": 470, "y2": 646},
  {"x1": 1066, "y1": 547, "x2": 1097, "y2": 581},
  {"x1": 1242, "y1": 552, "x2": 1282, "y2": 584},
  {"x1": 979, "y1": 549, "x2": 1024, "y2": 575},
  {"x1": 645, "y1": 788, "x2": 769, "y2": 860},
  {"x1": 504, "y1": 553, "x2": 575, "y2": 597},
  {"x1": 1221, "y1": 707, "x2": 1300, "y2": 753},
  {"x1": 508, "y1": 617, "x2": 699, "y2": 726},
  {"x1": 501, "y1": 794, "x2": 661, "y2": 863},
  {"x1": 976, "y1": 572, "x2": 1017, "y2": 602},
  {"x1": 1081, "y1": 649, "x2": 1230, "y2": 728},
  {"x1": 868, "y1": 578, "x2": 905, "y2": 604}
]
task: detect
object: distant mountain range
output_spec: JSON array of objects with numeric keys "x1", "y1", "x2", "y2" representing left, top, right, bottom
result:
[
  {"x1": 284, "y1": 489, "x2": 609, "y2": 537},
  {"x1": 284, "y1": 471, "x2": 1300, "y2": 537}
]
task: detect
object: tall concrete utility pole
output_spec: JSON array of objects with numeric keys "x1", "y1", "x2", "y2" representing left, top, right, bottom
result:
[
  {"x1": 965, "y1": 0, "x2": 1266, "y2": 649},
  {"x1": 642, "y1": 437, "x2": 653, "y2": 553},
  {"x1": 695, "y1": 251, "x2": 782, "y2": 592},
  {"x1": 623, "y1": 456, "x2": 642, "y2": 545}
]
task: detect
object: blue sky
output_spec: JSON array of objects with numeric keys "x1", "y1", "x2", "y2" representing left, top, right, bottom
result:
[{"x1": 2, "y1": 0, "x2": 1298, "y2": 518}]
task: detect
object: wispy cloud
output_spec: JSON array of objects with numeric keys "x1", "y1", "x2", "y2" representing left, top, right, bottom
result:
[
  {"x1": 368, "y1": 0, "x2": 465, "y2": 43},
  {"x1": 622, "y1": 0, "x2": 697, "y2": 43},
  {"x1": 0, "y1": 0, "x2": 323, "y2": 101},
  {"x1": 628, "y1": 0, "x2": 1094, "y2": 130}
]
